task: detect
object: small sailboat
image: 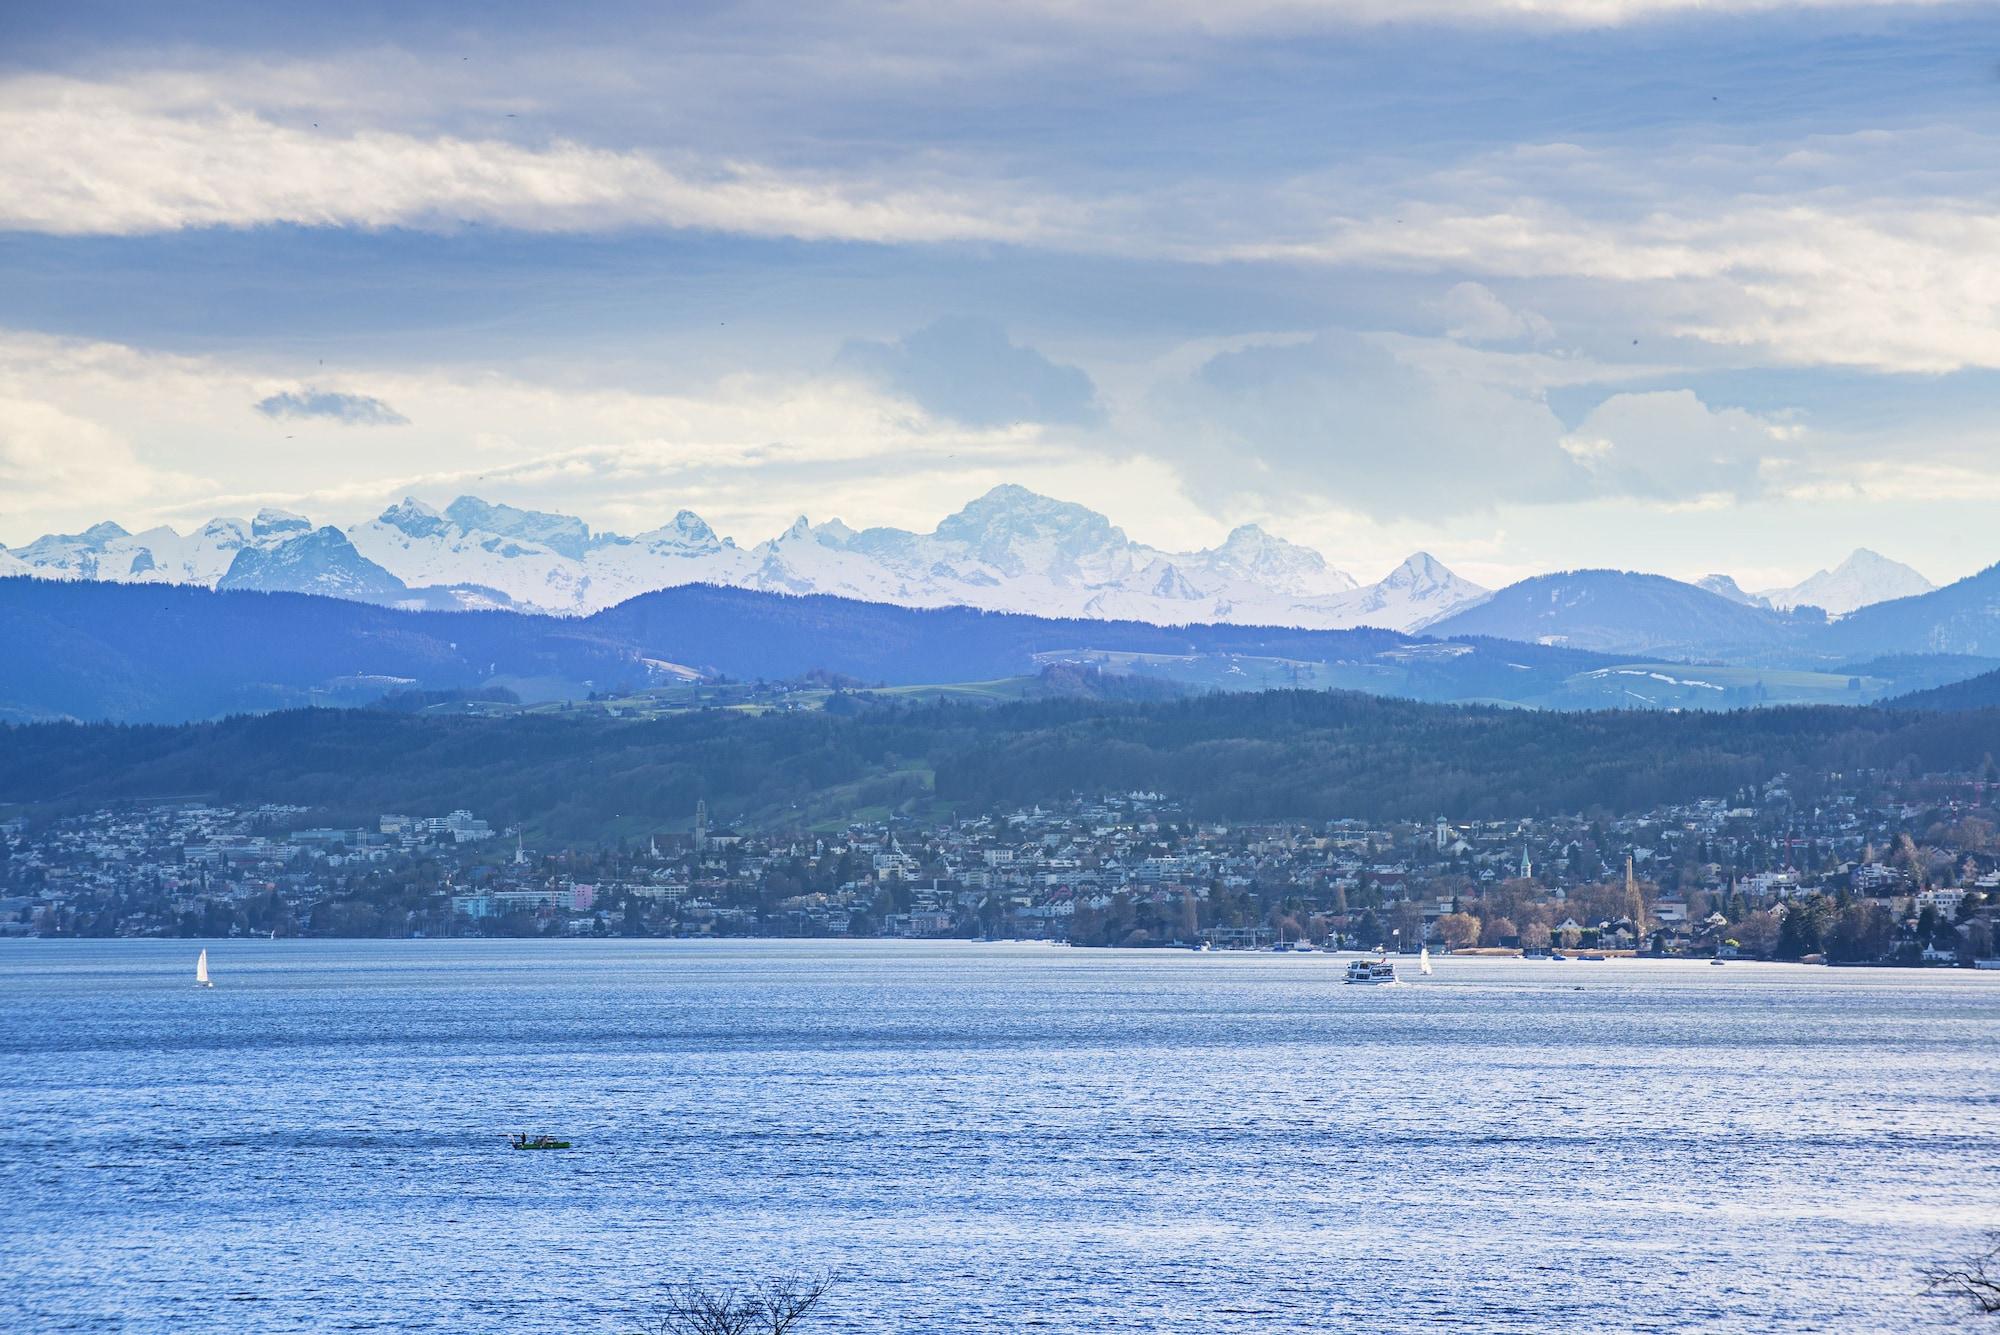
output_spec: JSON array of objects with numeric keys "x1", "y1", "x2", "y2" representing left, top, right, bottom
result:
[
  {"x1": 1419, "y1": 946, "x2": 1433, "y2": 976},
  {"x1": 194, "y1": 949, "x2": 213, "y2": 988}
]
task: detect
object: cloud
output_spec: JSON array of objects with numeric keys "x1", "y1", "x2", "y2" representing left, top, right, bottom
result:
[
  {"x1": 1557, "y1": 389, "x2": 1794, "y2": 504},
  {"x1": 1151, "y1": 332, "x2": 1581, "y2": 519},
  {"x1": 254, "y1": 388, "x2": 409, "y2": 426},
  {"x1": 1146, "y1": 332, "x2": 1803, "y2": 519},
  {"x1": 7, "y1": 66, "x2": 2000, "y2": 378},
  {"x1": 1009, "y1": 0, "x2": 1953, "y2": 27},
  {"x1": 836, "y1": 317, "x2": 1103, "y2": 428},
  {"x1": 0, "y1": 327, "x2": 1076, "y2": 541},
  {"x1": 1435, "y1": 282, "x2": 1554, "y2": 345},
  {"x1": 1283, "y1": 204, "x2": 2000, "y2": 373},
  {"x1": 0, "y1": 74, "x2": 1083, "y2": 245},
  {"x1": 0, "y1": 394, "x2": 203, "y2": 535}
]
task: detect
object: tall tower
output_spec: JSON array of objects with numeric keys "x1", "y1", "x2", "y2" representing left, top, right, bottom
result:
[
  {"x1": 694, "y1": 799, "x2": 709, "y2": 853},
  {"x1": 1435, "y1": 817, "x2": 1450, "y2": 853},
  {"x1": 1625, "y1": 854, "x2": 1644, "y2": 945},
  {"x1": 1519, "y1": 845, "x2": 1532, "y2": 880}
]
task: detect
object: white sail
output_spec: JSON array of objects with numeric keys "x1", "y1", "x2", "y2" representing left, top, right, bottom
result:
[
  {"x1": 1419, "y1": 946, "x2": 1433, "y2": 976},
  {"x1": 195, "y1": 949, "x2": 211, "y2": 987}
]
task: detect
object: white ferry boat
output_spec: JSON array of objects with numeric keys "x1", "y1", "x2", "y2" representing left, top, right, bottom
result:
[{"x1": 1344, "y1": 958, "x2": 1397, "y2": 985}]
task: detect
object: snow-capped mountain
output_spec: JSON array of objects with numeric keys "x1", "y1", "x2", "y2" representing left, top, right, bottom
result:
[
  {"x1": 1695, "y1": 574, "x2": 1769, "y2": 609},
  {"x1": 4, "y1": 485, "x2": 1489, "y2": 631},
  {"x1": 217, "y1": 525, "x2": 413, "y2": 603},
  {"x1": 1330, "y1": 552, "x2": 1490, "y2": 631},
  {"x1": 1756, "y1": 549, "x2": 1934, "y2": 617}
]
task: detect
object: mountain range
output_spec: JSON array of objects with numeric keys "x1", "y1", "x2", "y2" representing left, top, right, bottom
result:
[
  {"x1": 0, "y1": 576, "x2": 1616, "y2": 724},
  {"x1": 1697, "y1": 549, "x2": 1935, "y2": 616},
  {"x1": 2, "y1": 486, "x2": 1489, "y2": 632},
  {"x1": 12, "y1": 565, "x2": 2000, "y2": 725}
]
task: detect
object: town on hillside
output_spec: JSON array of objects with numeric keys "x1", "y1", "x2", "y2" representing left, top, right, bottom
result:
[{"x1": 7, "y1": 771, "x2": 2000, "y2": 968}]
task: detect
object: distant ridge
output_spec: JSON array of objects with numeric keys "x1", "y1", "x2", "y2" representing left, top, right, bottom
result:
[
  {"x1": 0, "y1": 576, "x2": 1604, "y2": 725},
  {"x1": 4, "y1": 485, "x2": 1488, "y2": 632},
  {"x1": 1424, "y1": 569, "x2": 1815, "y2": 659},
  {"x1": 1882, "y1": 665, "x2": 2000, "y2": 712}
]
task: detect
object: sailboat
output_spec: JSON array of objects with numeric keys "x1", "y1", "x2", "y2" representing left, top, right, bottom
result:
[
  {"x1": 1419, "y1": 946, "x2": 1433, "y2": 976},
  {"x1": 195, "y1": 949, "x2": 213, "y2": 988}
]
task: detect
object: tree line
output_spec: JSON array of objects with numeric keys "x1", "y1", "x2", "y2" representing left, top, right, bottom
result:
[{"x1": 7, "y1": 691, "x2": 2000, "y2": 840}]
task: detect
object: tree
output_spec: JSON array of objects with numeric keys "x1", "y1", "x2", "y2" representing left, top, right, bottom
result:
[
  {"x1": 1776, "y1": 894, "x2": 1837, "y2": 959},
  {"x1": 1437, "y1": 912, "x2": 1481, "y2": 951},
  {"x1": 1828, "y1": 902, "x2": 1895, "y2": 963},
  {"x1": 1518, "y1": 920, "x2": 1552, "y2": 951},
  {"x1": 638, "y1": 1275, "x2": 835, "y2": 1335},
  {"x1": 1390, "y1": 899, "x2": 1426, "y2": 948},
  {"x1": 1733, "y1": 908, "x2": 1780, "y2": 958},
  {"x1": 1479, "y1": 915, "x2": 1517, "y2": 947},
  {"x1": 1923, "y1": 1231, "x2": 2000, "y2": 1317}
]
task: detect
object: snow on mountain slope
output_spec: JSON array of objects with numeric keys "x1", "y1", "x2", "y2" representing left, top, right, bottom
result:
[
  {"x1": 218, "y1": 525, "x2": 412, "y2": 602},
  {"x1": 1356, "y1": 552, "x2": 1491, "y2": 630},
  {"x1": 7, "y1": 486, "x2": 1488, "y2": 631},
  {"x1": 3, "y1": 514, "x2": 294, "y2": 586},
  {"x1": 1757, "y1": 549, "x2": 1934, "y2": 617},
  {"x1": 1696, "y1": 574, "x2": 1770, "y2": 608}
]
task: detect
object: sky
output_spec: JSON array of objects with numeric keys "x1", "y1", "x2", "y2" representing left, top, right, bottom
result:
[{"x1": 3, "y1": 0, "x2": 1999, "y2": 590}]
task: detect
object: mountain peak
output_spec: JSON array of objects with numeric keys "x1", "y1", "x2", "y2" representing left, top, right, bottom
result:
[
  {"x1": 444, "y1": 496, "x2": 594, "y2": 559},
  {"x1": 252, "y1": 507, "x2": 311, "y2": 539},
  {"x1": 377, "y1": 497, "x2": 448, "y2": 539},
  {"x1": 1392, "y1": 551, "x2": 1445, "y2": 580},
  {"x1": 1200, "y1": 523, "x2": 1355, "y2": 595},
  {"x1": 939, "y1": 486, "x2": 1125, "y2": 542},
  {"x1": 1696, "y1": 573, "x2": 1768, "y2": 608},
  {"x1": 1760, "y1": 548, "x2": 1934, "y2": 616},
  {"x1": 219, "y1": 525, "x2": 410, "y2": 603},
  {"x1": 637, "y1": 509, "x2": 723, "y2": 552}
]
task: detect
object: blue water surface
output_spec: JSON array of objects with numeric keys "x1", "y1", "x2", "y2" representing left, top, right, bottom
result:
[{"x1": 2, "y1": 940, "x2": 1995, "y2": 1333}]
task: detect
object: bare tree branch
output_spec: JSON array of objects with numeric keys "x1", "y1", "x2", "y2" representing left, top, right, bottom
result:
[
  {"x1": 1924, "y1": 1231, "x2": 2000, "y2": 1317},
  {"x1": 634, "y1": 1273, "x2": 836, "y2": 1335},
  {"x1": 755, "y1": 1273, "x2": 835, "y2": 1335}
]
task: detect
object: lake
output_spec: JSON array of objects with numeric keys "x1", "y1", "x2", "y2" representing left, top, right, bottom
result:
[{"x1": 3, "y1": 940, "x2": 1996, "y2": 1333}]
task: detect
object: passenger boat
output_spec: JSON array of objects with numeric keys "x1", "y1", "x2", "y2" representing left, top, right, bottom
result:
[
  {"x1": 1344, "y1": 958, "x2": 1396, "y2": 985},
  {"x1": 509, "y1": 1134, "x2": 572, "y2": 1151}
]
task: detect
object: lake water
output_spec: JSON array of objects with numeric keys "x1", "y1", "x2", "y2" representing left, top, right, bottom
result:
[{"x1": 3, "y1": 940, "x2": 1996, "y2": 1334}]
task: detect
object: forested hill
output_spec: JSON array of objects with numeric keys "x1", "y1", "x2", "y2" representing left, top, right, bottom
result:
[
  {"x1": 5, "y1": 691, "x2": 1998, "y2": 841},
  {"x1": 0, "y1": 576, "x2": 1610, "y2": 723},
  {"x1": 1884, "y1": 666, "x2": 2000, "y2": 712}
]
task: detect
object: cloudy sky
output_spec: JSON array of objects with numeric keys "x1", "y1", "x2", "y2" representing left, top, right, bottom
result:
[{"x1": 3, "y1": 0, "x2": 1998, "y2": 589}]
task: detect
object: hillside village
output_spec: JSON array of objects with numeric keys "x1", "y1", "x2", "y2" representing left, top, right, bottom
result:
[{"x1": 5, "y1": 772, "x2": 1998, "y2": 967}]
